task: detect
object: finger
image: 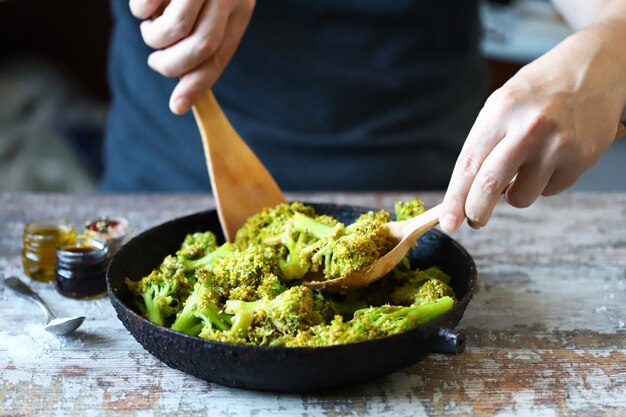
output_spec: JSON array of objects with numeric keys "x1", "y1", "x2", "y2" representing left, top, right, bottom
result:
[
  {"x1": 504, "y1": 160, "x2": 554, "y2": 208},
  {"x1": 129, "y1": 0, "x2": 163, "y2": 20},
  {"x1": 148, "y1": 0, "x2": 229, "y2": 77},
  {"x1": 541, "y1": 167, "x2": 584, "y2": 197},
  {"x1": 464, "y1": 136, "x2": 526, "y2": 228},
  {"x1": 440, "y1": 103, "x2": 507, "y2": 232},
  {"x1": 169, "y1": 5, "x2": 253, "y2": 114},
  {"x1": 140, "y1": 0, "x2": 206, "y2": 49}
]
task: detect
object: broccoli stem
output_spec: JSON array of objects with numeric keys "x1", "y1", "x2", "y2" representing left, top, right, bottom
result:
[
  {"x1": 402, "y1": 296, "x2": 455, "y2": 324},
  {"x1": 183, "y1": 242, "x2": 236, "y2": 272},
  {"x1": 281, "y1": 233, "x2": 311, "y2": 280},
  {"x1": 143, "y1": 287, "x2": 164, "y2": 326},
  {"x1": 171, "y1": 288, "x2": 231, "y2": 335},
  {"x1": 229, "y1": 310, "x2": 254, "y2": 338},
  {"x1": 293, "y1": 212, "x2": 334, "y2": 240},
  {"x1": 224, "y1": 299, "x2": 263, "y2": 314}
]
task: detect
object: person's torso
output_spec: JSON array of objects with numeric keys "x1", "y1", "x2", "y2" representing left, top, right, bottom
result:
[{"x1": 102, "y1": 0, "x2": 485, "y2": 192}]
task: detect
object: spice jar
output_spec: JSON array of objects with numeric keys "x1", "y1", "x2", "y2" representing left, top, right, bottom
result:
[
  {"x1": 55, "y1": 235, "x2": 109, "y2": 299},
  {"x1": 22, "y1": 220, "x2": 76, "y2": 282},
  {"x1": 84, "y1": 216, "x2": 129, "y2": 256}
]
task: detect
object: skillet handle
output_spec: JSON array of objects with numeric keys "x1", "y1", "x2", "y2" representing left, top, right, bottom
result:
[{"x1": 429, "y1": 328, "x2": 465, "y2": 354}]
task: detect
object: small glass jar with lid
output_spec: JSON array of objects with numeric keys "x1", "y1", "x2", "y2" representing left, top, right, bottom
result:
[
  {"x1": 22, "y1": 220, "x2": 76, "y2": 282},
  {"x1": 84, "y1": 216, "x2": 129, "y2": 256},
  {"x1": 55, "y1": 235, "x2": 110, "y2": 299}
]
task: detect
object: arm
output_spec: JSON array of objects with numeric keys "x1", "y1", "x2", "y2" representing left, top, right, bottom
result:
[
  {"x1": 129, "y1": 0, "x2": 255, "y2": 115},
  {"x1": 440, "y1": 0, "x2": 626, "y2": 232}
]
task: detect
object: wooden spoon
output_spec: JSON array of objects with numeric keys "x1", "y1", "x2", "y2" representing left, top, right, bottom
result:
[
  {"x1": 150, "y1": 4, "x2": 285, "y2": 241},
  {"x1": 193, "y1": 91, "x2": 286, "y2": 242},
  {"x1": 304, "y1": 121, "x2": 626, "y2": 292},
  {"x1": 304, "y1": 204, "x2": 443, "y2": 292}
]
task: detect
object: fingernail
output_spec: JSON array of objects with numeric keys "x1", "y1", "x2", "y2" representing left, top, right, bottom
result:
[
  {"x1": 440, "y1": 213, "x2": 460, "y2": 233},
  {"x1": 147, "y1": 53, "x2": 157, "y2": 68},
  {"x1": 172, "y1": 97, "x2": 190, "y2": 115}
]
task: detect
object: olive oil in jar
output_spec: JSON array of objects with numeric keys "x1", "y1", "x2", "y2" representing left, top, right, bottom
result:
[
  {"x1": 55, "y1": 235, "x2": 109, "y2": 299},
  {"x1": 22, "y1": 220, "x2": 76, "y2": 282}
]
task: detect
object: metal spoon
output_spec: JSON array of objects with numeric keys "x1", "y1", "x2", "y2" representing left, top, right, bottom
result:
[{"x1": 3, "y1": 276, "x2": 85, "y2": 335}]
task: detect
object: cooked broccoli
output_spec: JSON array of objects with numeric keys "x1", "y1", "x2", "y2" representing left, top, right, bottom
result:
[
  {"x1": 295, "y1": 210, "x2": 396, "y2": 279},
  {"x1": 177, "y1": 231, "x2": 218, "y2": 259},
  {"x1": 394, "y1": 198, "x2": 425, "y2": 221},
  {"x1": 224, "y1": 286, "x2": 322, "y2": 337},
  {"x1": 126, "y1": 200, "x2": 459, "y2": 347},
  {"x1": 180, "y1": 242, "x2": 237, "y2": 272},
  {"x1": 204, "y1": 245, "x2": 281, "y2": 301},
  {"x1": 390, "y1": 268, "x2": 456, "y2": 306},
  {"x1": 124, "y1": 268, "x2": 191, "y2": 326},
  {"x1": 286, "y1": 296, "x2": 455, "y2": 347},
  {"x1": 234, "y1": 202, "x2": 315, "y2": 249},
  {"x1": 170, "y1": 280, "x2": 231, "y2": 336}
]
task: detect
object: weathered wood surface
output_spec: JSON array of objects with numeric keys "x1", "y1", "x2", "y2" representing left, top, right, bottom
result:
[{"x1": 1, "y1": 192, "x2": 625, "y2": 417}]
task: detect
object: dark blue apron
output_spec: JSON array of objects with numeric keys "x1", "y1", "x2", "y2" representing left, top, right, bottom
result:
[{"x1": 102, "y1": 0, "x2": 486, "y2": 191}]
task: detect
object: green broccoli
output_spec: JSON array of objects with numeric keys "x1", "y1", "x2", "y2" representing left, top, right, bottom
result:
[
  {"x1": 177, "y1": 231, "x2": 218, "y2": 259},
  {"x1": 234, "y1": 202, "x2": 316, "y2": 249},
  {"x1": 124, "y1": 265, "x2": 193, "y2": 326},
  {"x1": 170, "y1": 281, "x2": 231, "y2": 336},
  {"x1": 180, "y1": 242, "x2": 237, "y2": 272},
  {"x1": 295, "y1": 210, "x2": 396, "y2": 279},
  {"x1": 286, "y1": 296, "x2": 455, "y2": 347},
  {"x1": 224, "y1": 286, "x2": 323, "y2": 340},
  {"x1": 390, "y1": 269, "x2": 455, "y2": 306},
  {"x1": 205, "y1": 245, "x2": 281, "y2": 301},
  {"x1": 394, "y1": 198, "x2": 425, "y2": 221},
  {"x1": 127, "y1": 200, "x2": 459, "y2": 348}
]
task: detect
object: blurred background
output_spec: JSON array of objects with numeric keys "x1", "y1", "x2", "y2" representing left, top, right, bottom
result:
[{"x1": 1, "y1": 0, "x2": 623, "y2": 192}]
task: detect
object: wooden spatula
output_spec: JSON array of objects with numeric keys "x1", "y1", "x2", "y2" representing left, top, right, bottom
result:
[{"x1": 193, "y1": 91, "x2": 286, "y2": 242}]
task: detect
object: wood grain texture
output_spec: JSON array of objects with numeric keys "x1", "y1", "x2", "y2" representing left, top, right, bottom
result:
[{"x1": 1, "y1": 192, "x2": 626, "y2": 416}]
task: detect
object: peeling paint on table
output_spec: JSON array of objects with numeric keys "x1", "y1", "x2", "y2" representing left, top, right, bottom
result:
[{"x1": 1, "y1": 192, "x2": 625, "y2": 416}]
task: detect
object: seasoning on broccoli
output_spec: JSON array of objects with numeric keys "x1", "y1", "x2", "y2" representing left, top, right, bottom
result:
[
  {"x1": 390, "y1": 267, "x2": 456, "y2": 306},
  {"x1": 394, "y1": 198, "x2": 425, "y2": 221},
  {"x1": 125, "y1": 199, "x2": 459, "y2": 347},
  {"x1": 285, "y1": 296, "x2": 455, "y2": 347}
]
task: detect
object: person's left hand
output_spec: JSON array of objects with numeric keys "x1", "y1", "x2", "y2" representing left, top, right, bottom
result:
[{"x1": 440, "y1": 20, "x2": 626, "y2": 232}]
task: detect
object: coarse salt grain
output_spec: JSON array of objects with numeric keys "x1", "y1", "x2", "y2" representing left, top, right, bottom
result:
[{"x1": 0, "y1": 322, "x2": 84, "y2": 363}]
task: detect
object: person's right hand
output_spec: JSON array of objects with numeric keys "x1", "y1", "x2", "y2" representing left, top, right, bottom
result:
[{"x1": 129, "y1": 0, "x2": 256, "y2": 115}]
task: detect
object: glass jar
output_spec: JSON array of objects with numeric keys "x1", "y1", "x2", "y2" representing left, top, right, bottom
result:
[
  {"x1": 55, "y1": 235, "x2": 109, "y2": 299},
  {"x1": 84, "y1": 216, "x2": 129, "y2": 256},
  {"x1": 22, "y1": 220, "x2": 76, "y2": 282}
]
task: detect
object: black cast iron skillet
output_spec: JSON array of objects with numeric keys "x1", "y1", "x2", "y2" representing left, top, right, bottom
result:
[{"x1": 107, "y1": 203, "x2": 477, "y2": 392}]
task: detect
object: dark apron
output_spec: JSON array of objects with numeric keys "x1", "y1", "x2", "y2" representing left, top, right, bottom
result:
[{"x1": 102, "y1": 0, "x2": 486, "y2": 191}]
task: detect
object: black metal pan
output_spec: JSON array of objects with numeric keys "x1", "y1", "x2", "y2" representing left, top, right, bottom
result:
[{"x1": 107, "y1": 203, "x2": 477, "y2": 392}]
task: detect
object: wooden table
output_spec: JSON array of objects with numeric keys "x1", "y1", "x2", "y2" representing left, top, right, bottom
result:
[{"x1": 1, "y1": 193, "x2": 625, "y2": 416}]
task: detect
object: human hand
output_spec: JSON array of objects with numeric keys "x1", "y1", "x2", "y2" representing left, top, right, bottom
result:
[
  {"x1": 129, "y1": 0, "x2": 255, "y2": 115},
  {"x1": 440, "y1": 21, "x2": 626, "y2": 232}
]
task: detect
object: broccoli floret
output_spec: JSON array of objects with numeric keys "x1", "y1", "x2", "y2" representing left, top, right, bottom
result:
[
  {"x1": 224, "y1": 286, "x2": 322, "y2": 339},
  {"x1": 390, "y1": 273, "x2": 456, "y2": 306},
  {"x1": 170, "y1": 281, "x2": 231, "y2": 336},
  {"x1": 207, "y1": 245, "x2": 281, "y2": 301},
  {"x1": 286, "y1": 296, "x2": 455, "y2": 347},
  {"x1": 234, "y1": 202, "x2": 316, "y2": 249},
  {"x1": 124, "y1": 266, "x2": 192, "y2": 326},
  {"x1": 256, "y1": 274, "x2": 288, "y2": 299},
  {"x1": 295, "y1": 211, "x2": 396, "y2": 279},
  {"x1": 394, "y1": 198, "x2": 425, "y2": 221},
  {"x1": 180, "y1": 242, "x2": 237, "y2": 273},
  {"x1": 177, "y1": 231, "x2": 218, "y2": 259}
]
